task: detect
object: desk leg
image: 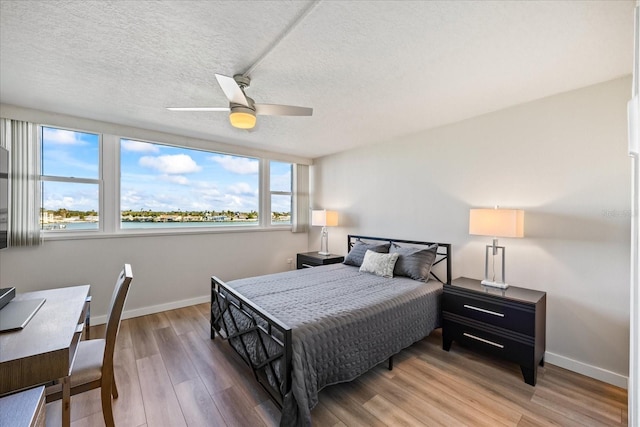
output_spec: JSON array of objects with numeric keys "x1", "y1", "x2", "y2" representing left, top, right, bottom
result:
[
  {"x1": 84, "y1": 296, "x2": 91, "y2": 340},
  {"x1": 62, "y1": 375, "x2": 71, "y2": 427}
]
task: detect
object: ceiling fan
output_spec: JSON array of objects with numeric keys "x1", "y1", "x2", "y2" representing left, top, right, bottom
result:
[{"x1": 167, "y1": 74, "x2": 313, "y2": 130}]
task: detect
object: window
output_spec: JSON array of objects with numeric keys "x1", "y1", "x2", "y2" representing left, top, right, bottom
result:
[
  {"x1": 120, "y1": 139, "x2": 259, "y2": 229},
  {"x1": 270, "y1": 161, "x2": 292, "y2": 225},
  {"x1": 40, "y1": 126, "x2": 100, "y2": 231},
  {"x1": 38, "y1": 125, "x2": 301, "y2": 235}
]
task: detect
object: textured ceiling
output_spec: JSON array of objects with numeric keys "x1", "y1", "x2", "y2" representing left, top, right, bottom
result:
[{"x1": 0, "y1": 0, "x2": 635, "y2": 159}]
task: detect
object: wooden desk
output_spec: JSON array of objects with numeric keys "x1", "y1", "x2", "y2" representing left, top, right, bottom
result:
[{"x1": 0, "y1": 285, "x2": 90, "y2": 427}]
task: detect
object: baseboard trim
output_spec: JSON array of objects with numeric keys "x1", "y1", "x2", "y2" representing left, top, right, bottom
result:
[
  {"x1": 545, "y1": 351, "x2": 628, "y2": 389},
  {"x1": 90, "y1": 294, "x2": 210, "y2": 326}
]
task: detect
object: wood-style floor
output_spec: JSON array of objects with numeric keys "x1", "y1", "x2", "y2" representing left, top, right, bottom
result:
[{"x1": 46, "y1": 303, "x2": 628, "y2": 427}]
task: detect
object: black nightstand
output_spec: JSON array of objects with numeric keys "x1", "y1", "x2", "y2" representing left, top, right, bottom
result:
[
  {"x1": 297, "y1": 252, "x2": 344, "y2": 269},
  {"x1": 442, "y1": 277, "x2": 546, "y2": 386}
]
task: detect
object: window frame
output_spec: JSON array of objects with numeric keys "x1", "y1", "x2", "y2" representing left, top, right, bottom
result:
[
  {"x1": 39, "y1": 125, "x2": 103, "y2": 233},
  {"x1": 118, "y1": 137, "x2": 263, "y2": 232},
  {"x1": 269, "y1": 160, "x2": 293, "y2": 226}
]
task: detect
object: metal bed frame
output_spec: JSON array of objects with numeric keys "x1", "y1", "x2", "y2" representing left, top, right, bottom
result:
[{"x1": 210, "y1": 234, "x2": 451, "y2": 409}]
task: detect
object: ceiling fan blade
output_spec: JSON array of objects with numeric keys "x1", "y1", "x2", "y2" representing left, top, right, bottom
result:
[
  {"x1": 166, "y1": 107, "x2": 230, "y2": 111},
  {"x1": 215, "y1": 74, "x2": 249, "y2": 106},
  {"x1": 255, "y1": 104, "x2": 313, "y2": 116}
]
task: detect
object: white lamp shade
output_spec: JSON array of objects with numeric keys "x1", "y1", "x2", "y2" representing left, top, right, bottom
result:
[
  {"x1": 469, "y1": 208, "x2": 524, "y2": 238},
  {"x1": 311, "y1": 210, "x2": 338, "y2": 227},
  {"x1": 229, "y1": 107, "x2": 256, "y2": 129}
]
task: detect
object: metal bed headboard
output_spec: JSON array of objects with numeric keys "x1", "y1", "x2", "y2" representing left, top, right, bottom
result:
[{"x1": 347, "y1": 234, "x2": 451, "y2": 285}]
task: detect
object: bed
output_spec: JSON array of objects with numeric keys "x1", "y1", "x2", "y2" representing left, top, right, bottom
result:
[{"x1": 210, "y1": 235, "x2": 451, "y2": 427}]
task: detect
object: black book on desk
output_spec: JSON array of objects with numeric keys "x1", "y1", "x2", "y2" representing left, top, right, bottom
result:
[{"x1": 0, "y1": 287, "x2": 15, "y2": 310}]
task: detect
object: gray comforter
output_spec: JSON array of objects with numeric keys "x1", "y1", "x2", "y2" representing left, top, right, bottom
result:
[{"x1": 223, "y1": 263, "x2": 442, "y2": 427}]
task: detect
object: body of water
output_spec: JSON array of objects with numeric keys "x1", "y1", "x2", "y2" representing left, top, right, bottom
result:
[
  {"x1": 121, "y1": 221, "x2": 260, "y2": 229},
  {"x1": 43, "y1": 220, "x2": 291, "y2": 231}
]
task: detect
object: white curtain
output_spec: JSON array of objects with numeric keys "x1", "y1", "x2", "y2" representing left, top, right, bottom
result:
[
  {"x1": 0, "y1": 118, "x2": 42, "y2": 246},
  {"x1": 292, "y1": 164, "x2": 309, "y2": 233}
]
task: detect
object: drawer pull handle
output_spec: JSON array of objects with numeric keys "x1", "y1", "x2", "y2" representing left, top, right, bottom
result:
[
  {"x1": 463, "y1": 304, "x2": 504, "y2": 317},
  {"x1": 463, "y1": 332, "x2": 504, "y2": 348}
]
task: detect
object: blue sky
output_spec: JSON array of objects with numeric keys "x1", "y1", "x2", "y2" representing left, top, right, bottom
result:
[{"x1": 41, "y1": 127, "x2": 291, "y2": 213}]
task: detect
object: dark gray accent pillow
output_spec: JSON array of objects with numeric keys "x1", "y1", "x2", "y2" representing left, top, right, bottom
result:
[
  {"x1": 390, "y1": 243, "x2": 438, "y2": 281},
  {"x1": 343, "y1": 241, "x2": 391, "y2": 267}
]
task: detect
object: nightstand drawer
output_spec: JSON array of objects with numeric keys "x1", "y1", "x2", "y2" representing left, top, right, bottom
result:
[
  {"x1": 443, "y1": 290, "x2": 535, "y2": 336},
  {"x1": 443, "y1": 313, "x2": 535, "y2": 367}
]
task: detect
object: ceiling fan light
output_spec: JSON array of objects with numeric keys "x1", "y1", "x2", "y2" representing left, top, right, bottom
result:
[{"x1": 229, "y1": 108, "x2": 256, "y2": 129}]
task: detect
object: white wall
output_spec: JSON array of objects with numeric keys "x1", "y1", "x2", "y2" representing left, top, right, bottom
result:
[
  {"x1": 0, "y1": 230, "x2": 307, "y2": 323},
  {"x1": 311, "y1": 76, "x2": 632, "y2": 387}
]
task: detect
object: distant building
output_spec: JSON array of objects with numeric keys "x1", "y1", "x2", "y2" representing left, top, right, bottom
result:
[{"x1": 40, "y1": 211, "x2": 54, "y2": 224}]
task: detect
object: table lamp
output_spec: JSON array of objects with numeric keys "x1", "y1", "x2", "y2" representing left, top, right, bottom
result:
[
  {"x1": 311, "y1": 210, "x2": 338, "y2": 255},
  {"x1": 469, "y1": 207, "x2": 524, "y2": 289}
]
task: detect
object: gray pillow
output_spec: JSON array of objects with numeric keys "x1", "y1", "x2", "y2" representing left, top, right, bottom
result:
[
  {"x1": 343, "y1": 240, "x2": 391, "y2": 267},
  {"x1": 390, "y1": 243, "x2": 438, "y2": 281}
]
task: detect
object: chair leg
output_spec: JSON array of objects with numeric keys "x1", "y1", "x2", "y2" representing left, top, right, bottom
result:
[
  {"x1": 111, "y1": 374, "x2": 118, "y2": 399},
  {"x1": 101, "y1": 385, "x2": 116, "y2": 427},
  {"x1": 62, "y1": 376, "x2": 71, "y2": 427}
]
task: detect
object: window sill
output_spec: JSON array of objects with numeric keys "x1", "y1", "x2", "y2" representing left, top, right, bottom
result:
[{"x1": 42, "y1": 225, "x2": 294, "y2": 241}]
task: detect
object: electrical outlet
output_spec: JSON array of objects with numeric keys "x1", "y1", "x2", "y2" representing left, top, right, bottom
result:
[{"x1": 286, "y1": 258, "x2": 293, "y2": 264}]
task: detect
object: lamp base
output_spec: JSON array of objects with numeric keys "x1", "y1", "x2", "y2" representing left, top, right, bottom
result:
[
  {"x1": 481, "y1": 280, "x2": 510, "y2": 289},
  {"x1": 318, "y1": 226, "x2": 330, "y2": 256}
]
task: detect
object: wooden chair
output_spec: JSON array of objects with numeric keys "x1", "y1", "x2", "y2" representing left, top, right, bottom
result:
[{"x1": 46, "y1": 264, "x2": 133, "y2": 427}]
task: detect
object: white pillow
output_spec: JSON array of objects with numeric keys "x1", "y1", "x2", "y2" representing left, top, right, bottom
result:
[{"x1": 359, "y1": 250, "x2": 400, "y2": 278}]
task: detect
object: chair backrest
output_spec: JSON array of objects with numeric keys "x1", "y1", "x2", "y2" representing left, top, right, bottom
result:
[{"x1": 103, "y1": 264, "x2": 133, "y2": 368}]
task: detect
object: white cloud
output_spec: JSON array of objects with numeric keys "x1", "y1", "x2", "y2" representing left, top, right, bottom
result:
[
  {"x1": 161, "y1": 174, "x2": 189, "y2": 185},
  {"x1": 121, "y1": 188, "x2": 180, "y2": 211},
  {"x1": 197, "y1": 186, "x2": 222, "y2": 197},
  {"x1": 43, "y1": 192, "x2": 97, "y2": 211},
  {"x1": 213, "y1": 194, "x2": 252, "y2": 210},
  {"x1": 42, "y1": 127, "x2": 85, "y2": 145},
  {"x1": 271, "y1": 171, "x2": 292, "y2": 192},
  {"x1": 227, "y1": 182, "x2": 255, "y2": 195},
  {"x1": 212, "y1": 155, "x2": 258, "y2": 175},
  {"x1": 120, "y1": 186, "x2": 258, "y2": 212},
  {"x1": 139, "y1": 154, "x2": 201, "y2": 174},
  {"x1": 120, "y1": 190, "x2": 145, "y2": 209},
  {"x1": 121, "y1": 140, "x2": 160, "y2": 153},
  {"x1": 271, "y1": 195, "x2": 292, "y2": 212}
]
